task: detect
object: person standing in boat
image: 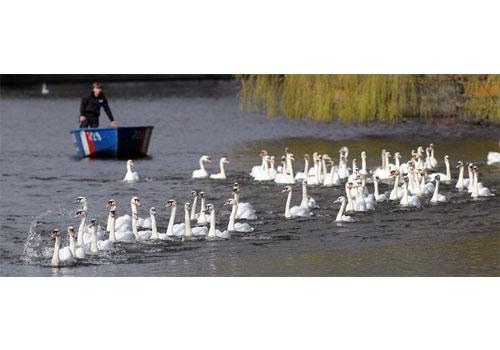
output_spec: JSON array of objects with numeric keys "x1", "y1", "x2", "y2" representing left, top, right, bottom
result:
[{"x1": 79, "y1": 82, "x2": 118, "y2": 128}]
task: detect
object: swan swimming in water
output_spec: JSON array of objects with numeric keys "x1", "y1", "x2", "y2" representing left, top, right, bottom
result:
[
  {"x1": 295, "y1": 154, "x2": 310, "y2": 181},
  {"x1": 250, "y1": 150, "x2": 268, "y2": 178},
  {"x1": 183, "y1": 203, "x2": 209, "y2": 239},
  {"x1": 428, "y1": 155, "x2": 452, "y2": 183},
  {"x1": 67, "y1": 226, "x2": 84, "y2": 258},
  {"x1": 196, "y1": 192, "x2": 210, "y2": 225},
  {"x1": 50, "y1": 229, "x2": 75, "y2": 267},
  {"x1": 455, "y1": 161, "x2": 466, "y2": 191},
  {"x1": 105, "y1": 199, "x2": 116, "y2": 231},
  {"x1": 189, "y1": 191, "x2": 199, "y2": 221},
  {"x1": 333, "y1": 196, "x2": 356, "y2": 223},
  {"x1": 471, "y1": 166, "x2": 495, "y2": 198},
  {"x1": 160, "y1": 200, "x2": 184, "y2": 239},
  {"x1": 233, "y1": 183, "x2": 257, "y2": 220},
  {"x1": 225, "y1": 198, "x2": 254, "y2": 233},
  {"x1": 204, "y1": 203, "x2": 230, "y2": 239},
  {"x1": 400, "y1": 176, "x2": 421, "y2": 207},
  {"x1": 192, "y1": 155, "x2": 212, "y2": 179},
  {"x1": 373, "y1": 176, "x2": 388, "y2": 202},
  {"x1": 275, "y1": 150, "x2": 296, "y2": 184},
  {"x1": 210, "y1": 157, "x2": 230, "y2": 179},
  {"x1": 281, "y1": 185, "x2": 310, "y2": 218},
  {"x1": 430, "y1": 175, "x2": 447, "y2": 203},
  {"x1": 486, "y1": 140, "x2": 500, "y2": 165},
  {"x1": 123, "y1": 160, "x2": 140, "y2": 183}
]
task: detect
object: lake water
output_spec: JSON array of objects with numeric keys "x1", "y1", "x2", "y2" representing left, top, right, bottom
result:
[{"x1": 1, "y1": 80, "x2": 499, "y2": 276}]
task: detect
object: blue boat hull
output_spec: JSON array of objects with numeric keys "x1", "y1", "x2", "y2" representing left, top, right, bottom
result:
[{"x1": 70, "y1": 126, "x2": 153, "y2": 158}]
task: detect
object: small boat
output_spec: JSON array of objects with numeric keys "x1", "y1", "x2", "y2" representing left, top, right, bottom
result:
[{"x1": 70, "y1": 126, "x2": 153, "y2": 158}]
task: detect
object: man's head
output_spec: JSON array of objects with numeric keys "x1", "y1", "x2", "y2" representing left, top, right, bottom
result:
[{"x1": 92, "y1": 82, "x2": 103, "y2": 96}]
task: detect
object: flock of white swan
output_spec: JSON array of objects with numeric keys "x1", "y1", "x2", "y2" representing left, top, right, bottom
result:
[{"x1": 47, "y1": 143, "x2": 499, "y2": 267}]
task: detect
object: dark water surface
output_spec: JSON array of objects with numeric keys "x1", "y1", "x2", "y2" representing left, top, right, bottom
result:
[{"x1": 1, "y1": 80, "x2": 499, "y2": 276}]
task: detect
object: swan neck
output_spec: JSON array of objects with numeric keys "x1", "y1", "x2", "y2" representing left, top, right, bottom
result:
[
  {"x1": 167, "y1": 206, "x2": 176, "y2": 235},
  {"x1": 151, "y1": 214, "x2": 158, "y2": 237},
  {"x1": 199, "y1": 158, "x2": 206, "y2": 172},
  {"x1": 228, "y1": 202, "x2": 236, "y2": 231},
  {"x1": 199, "y1": 197, "x2": 206, "y2": 217},
  {"x1": 184, "y1": 207, "x2": 192, "y2": 236},
  {"x1": 190, "y1": 196, "x2": 197, "y2": 220},
  {"x1": 208, "y1": 209, "x2": 216, "y2": 236},
  {"x1": 219, "y1": 161, "x2": 226, "y2": 177},
  {"x1": 285, "y1": 191, "x2": 292, "y2": 217},
  {"x1": 336, "y1": 200, "x2": 346, "y2": 221},
  {"x1": 77, "y1": 214, "x2": 86, "y2": 246},
  {"x1": 301, "y1": 182, "x2": 308, "y2": 207},
  {"x1": 109, "y1": 217, "x2": 116, "y2": 241}
]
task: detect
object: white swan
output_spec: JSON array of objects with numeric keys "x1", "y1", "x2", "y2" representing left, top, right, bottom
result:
[
  {"x1": 50, "y1": 229, "x2": 75, "y2": 266},
  {"x1": 250, "y1": 150, "x2": 268, "y2": 178},
  {"x1": 41, "y1": 83, "x2": 50, "y2": 95},
  {"x1": 123, "y1": 160, "x2": 140, "y2": 183},
  {"x1": 455, "y1": 161, "x2": 466, "y2": 191},
  {"x1": 430, "y1": 175, "x2": 447, "y2": 203},
  {"x1": 189, "y1": 191, "x2": 199, "y2": 221},
  {"x1": 429, "y1": 143, "x2": 438, "y2": 169},
  {"x1": 141, "y1": 207, "x2": 159, "y2": 239},
  {"x1": 299, "y1": 179, "x2": 318, "y2": 209},
  {"x1": 74, "y1": 209, "x2": 87, "y2": 247},
  {"x1": 183, "y1": 203, "x2": 209, "y2": 239},
  {"x1": 105, "y1": 199, "x2": 116, "y2": 231},
  {"x1": 295, "y1": 154, "x2": 310, "y2": 181},
  {"x1": 472, "y1": 166, "x2": 495, "y2": 198},
  {"x1": 333, "y1": 196, "x2": 356, "y2": 223},
  {"x1": 274, "y1": 151, "x2": 296, "y2": 184},
  {"x1": 196, "y1": 192, "x2": 210, "y2": 225},
  {"x1": 192, "y1": 155, "x2": 212, "y2": 179},
  {"x1": 210, "y1": 157, "x2": 230, "y2": 179},
  {"x1": 160, "y1": 200, "x2": 184, "y2": 239},
  {"x1": 225, "y1": 198, "x2": 254, "y2": 233},
  {"x1": 389, "y1": 171, "x2": 404, "y2": 200},
  {"x1": 373, "y1": 176, "x2": 388, "y2": 202},
  {"x1": 487, "y1": 140, "x2": 500, "y2": 165},
  {"x1": 233, "y1": 183, "x2": 257, "y2": 220},
  {"x1": 282, "y1": 185, "x2": 310, "y2": 218},
  {"x1": 204, "y1": 203, "x2": 230, "y2": 239},
  {"x1": 344, "y1": 182, "x2": 356, "y2": 213},
  {"x1": 428, "y1": 155, "x2": 451, "y2": 183},
  {"x1": 67, "y1": 226, "x2": 84, "y2": 259},
  {"x1": 89, "y1": 219, "x2": 99, "y2": 253},
  {"x1": 359, "y1": 151, "x2": 368, "y2": 175},
  {"x1": 253, "y1": 155, "x2": 274, "y2": 181},
  {"x1": 419, "y1": 169, "x2": 435, "y2": 195},
  {"x1": 400, "y1": 177, "x2": 421, "y2": 207}
]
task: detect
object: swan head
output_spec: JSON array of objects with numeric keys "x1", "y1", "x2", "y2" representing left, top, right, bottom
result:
[
  {"x1": 435, "y1": 175, "x2": 441, "y2": 181},
  {"x1": 233, "y1": 182, "x2": 239, "y2": 189},
  {"x1": 126, "y1": 159, "x2": 134, "y2": 169},
  {"x1": 456, "y1": 161, "x2": 463, "y2": 168},
  {"x1": 304, "y1": 154, "x2": 309, "y2": 160},
  {"x1": 73, "y1": 210, "x2": 86, "y2": 219},
  {"x1": 190, "y1": 190, "x2": 198, "y2": 198},
  {"x1": 74, "y1": 196, "x2": 87, "y2": 204},
  {"x1": 224, "y1": 198, "x2": 235, "y2": 206},
  {"x1": 281, "y1": 185, "x2": 292, "y2": 193},
  {"x1": 417, "y1": 146, "x2": 424, "y2": 154},
  {"x1": 473, "y1": 165, "x2": 478, "y2": 173},
  {"x1": 149, "y1": 207, "x2": 156, "y2": 216},
  {"x1": 67, "y1": 226, "x2": 76, "y2": 237},
  {"x1": 199, "y1": 191, "x2": 206, "y2": 199},
  {"x1": 200, "y1": 155, "x2": 212, "y2": 163},
  {"x1": 334, "y1": 196, "x2": 346, "y2": 204},
  {"x1": 165, "y1": 200, "x2": 176, "y2": 208},
  {"x1": 89, "y1": 219, "x2": 97, "y2": 227},
  {"x1": 220, "y1": 157, "x2": 230, "y2": 164},
  {"x1": 203, "y1": 203, "x2": 214, "y2": 213},
  {"x1": 259, "y1": 149, "x2": 268, "y2": 157},
  {"x1": 288, "y1": 153, "x2": 295, "y2": 161},
  {"x1": 106, "y1": 199, "x2": 116, "y2": 209},
  {"x1": 444, "y1": 155, "x2": 449, "y2": 162},
  {"x1": 302, "y1": 179, "x2": 308, "y2": 186},
  {"x1": 184, "y1": 203, "x2": 191, "y2": 211},
  {"x1": 394, "y1": 152, "x2": 401, "y2": 159},
  {"x1": 131, "y1": 196, "x2": 140, "y2": 207},
  {"x1": 361, "y1": 151, "x2": 366, "y2": 158},
  {"x1": 268, "y1": 156, "x2": 275, "y2": 164},
  {"x1": 429, "y1": 143, "x2": 434, "y2": 149},
  {"x1": 50, "y1": 229, "x2": 61, "y2": 238}
]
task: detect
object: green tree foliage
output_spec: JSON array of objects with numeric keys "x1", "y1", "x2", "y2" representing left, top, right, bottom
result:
[{"x1": 236, "y1": 74, "x2": 500, "y2": 123}]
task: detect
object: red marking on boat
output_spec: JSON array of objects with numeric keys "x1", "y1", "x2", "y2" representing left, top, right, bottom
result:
[{"x1": 84, "y1": 131, "x2": 95, "y2": 153}]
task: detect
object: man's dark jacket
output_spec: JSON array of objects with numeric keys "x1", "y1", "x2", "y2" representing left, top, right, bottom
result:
[{"x1": 79, "y1": 92, "x2": 114, "y2": 126}]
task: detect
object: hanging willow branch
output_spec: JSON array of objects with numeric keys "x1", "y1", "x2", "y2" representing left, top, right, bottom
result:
[{"x1": 236, "y1": 74, "x2": 500, "y2": 123}]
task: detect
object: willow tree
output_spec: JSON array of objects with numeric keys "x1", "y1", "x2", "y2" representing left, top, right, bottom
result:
[{"x1": 236, "y1": 74, "x2": 500, "y2": 123}]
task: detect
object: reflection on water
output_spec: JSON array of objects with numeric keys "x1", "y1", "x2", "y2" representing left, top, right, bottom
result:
[{"x1": 1, "y1": 81, "x2": 499, "y2": 276}]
